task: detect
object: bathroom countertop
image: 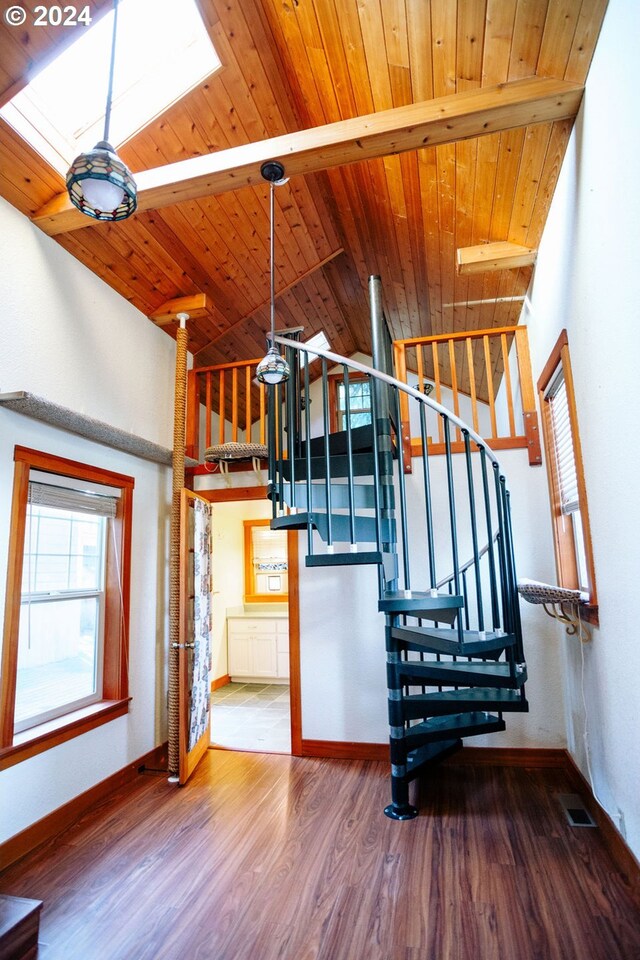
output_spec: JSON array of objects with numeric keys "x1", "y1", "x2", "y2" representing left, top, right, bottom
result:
[{"x1": 226, "y1": 604, "x2": 288, "y2": 619}]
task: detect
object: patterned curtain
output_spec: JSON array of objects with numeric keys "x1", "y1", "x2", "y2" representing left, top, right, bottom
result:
[{"x1": 188, "y1": 498, "x2": 212, "y2": 750}]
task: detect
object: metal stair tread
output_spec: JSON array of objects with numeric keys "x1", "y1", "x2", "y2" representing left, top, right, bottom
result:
[
  {"x1": 402, "y1": 688, "x2": 528, "y2": 717},
  {"x1": 403, "y1": 711, "x2": 507, "y2": 740},
  {"x1": 379, "y1": 591, "x2": 463, "y2": 623},
  {"x1": 277, "y1": 481, "x2": 376, "y2": 511},
  {"x1": 396, "y1": 659, "x2": 527, "y2": 687},
  {"x1": 306, "y1": 551, "x2": 383, "y2": 566},
  {"x1": 391, "y1": 624, "x2": 515, "y2": 656},
  {"x1": 281, "y1": 452, "x2": 375, "y2": 481},
  {"x1": 272, "y1": 511, "x2": 392, "y2": 543}
]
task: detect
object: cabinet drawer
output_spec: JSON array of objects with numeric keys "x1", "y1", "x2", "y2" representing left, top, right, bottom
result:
[{"x1": 227, "y1": 618, "x2": 277, "y2": 637}]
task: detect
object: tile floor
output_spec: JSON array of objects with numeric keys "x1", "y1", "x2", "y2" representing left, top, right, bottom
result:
[{"x1": 210, "y1": 682, "x2": 291, "y2": 753}]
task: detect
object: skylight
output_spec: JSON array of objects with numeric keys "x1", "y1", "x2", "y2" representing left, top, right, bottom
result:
[
  {"x1": 301, "y1": 331, "x2": 331, "y2": 366},
  {"x1": 1, "y1": 0, "x2": 220, "y2": 177}
]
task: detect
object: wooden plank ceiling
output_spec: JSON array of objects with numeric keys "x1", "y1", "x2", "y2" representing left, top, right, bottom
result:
[{"x1": 0, "y1": 0, "x2": 608, "y2": 390}]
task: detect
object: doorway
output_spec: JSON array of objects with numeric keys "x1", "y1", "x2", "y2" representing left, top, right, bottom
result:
[{"x1": 200, "y1": 486, "x2": 301, "y2": 755}]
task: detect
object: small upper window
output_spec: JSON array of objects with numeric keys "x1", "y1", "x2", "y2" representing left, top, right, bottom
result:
[
  {"x1": 0, "y1": 0, "x2": 221, "y2": 176},
  {"x1": 538, "y1": 331, "x2": 598, "y2": 621},
  {"x1": 329, "y1": 373, "x2": 372, "y2": 433}
]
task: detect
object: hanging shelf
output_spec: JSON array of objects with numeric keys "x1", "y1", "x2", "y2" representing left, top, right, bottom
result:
[{"x1": 0, "y1": 391, "x2": 197, "y2": 467}]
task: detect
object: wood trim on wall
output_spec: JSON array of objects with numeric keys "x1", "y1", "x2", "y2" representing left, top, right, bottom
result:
[
  {"x1": 563, "y1": 752, "x2": 640, "y2": 901},
  {"x1": 210, "y1": 674, "x2": 230, "y2": 692},
  {"x1": 0, "y1": 743, "x2": 168, "y2": 871},
  {"x1": 446, "y1": 746, "x2": 569, "y2": 767},
  {"x1": 301, "y1": 740, "x2": 389, "y2": 762},
  {"x1": 202, "y1": 484, "x2": 302, "y2": 757}
]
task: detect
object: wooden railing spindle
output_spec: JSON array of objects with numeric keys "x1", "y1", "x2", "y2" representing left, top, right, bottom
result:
[
  {"x1": 482, "y1": 335, "x2": 498, "y2": 439},
  {"x1": 232, "y1": 367, "x2": 238, "y2": 442},
  {"x1": 245, "y1": 365, "x2": 251, "y2": 440},
  {"x1": 448, "y1": 338, "x2": 461, "y2": 442},
  {"x1": 501, "y1": 333, "x2": 516, "y2": 437},
  {"x1": 465, "y1": 337, "x2": 480, "y2": 434},
  {"x1": 205, "y1": 373, "x2": 212, "y2": 450},
  {"x1": 218, "y1": 370, "x2": 225, "y2": 445}
]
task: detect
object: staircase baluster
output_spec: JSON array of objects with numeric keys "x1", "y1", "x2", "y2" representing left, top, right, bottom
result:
[
  {"x1": 369, "y1": 373, "x2": 383, "y2": 561},
  {"x1": 304, "y1": 357, "x2": 313, "y2": 557},
  {"x1": 267, "y1": 381, "x2": 277, "y2": 520},
  {"x1": 419, "y1": 402, "x2": 437, "y2": 589},
  {"x1": 321, "y1": 360, "x2": 334, "y2": 550},
  {"x1": 277, "y1": 382, "x2": 285, "y2": 512},
  {"x1": 463, "y1": 431, "x2": 484, "y2": 632},
  {"x1": 342, "y1": 365, "x2": 357, "y2": 548},
  {"x1": 493, "y1": 462, "x2": 510, "y2": 634},
  {"x1": 443, "y1": 417, "x2": 464, "y2": 648},
  {"x1": 462, "y1": 570, "x2": 470, "y2": 630},
  {"x1": 480, "y1": 448, "x2": 500, "y2": 631},
  {"x1": 286, "y1": 347, "x2": 297, "y2": 512},
  {"x1": 504, "y1": 487, "x2": 525, "y2": 664},
  {"x1": 393, "y1": 386, "x2": 411, "y2": 592}
]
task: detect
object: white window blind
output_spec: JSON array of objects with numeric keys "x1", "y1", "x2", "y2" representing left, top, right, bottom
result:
[
  {"x1": 546, "y1": 369, "x2": 579, "y2": 515},
  {"x1": 28, "y1": 481, "x2": 118, "y2": 518}
]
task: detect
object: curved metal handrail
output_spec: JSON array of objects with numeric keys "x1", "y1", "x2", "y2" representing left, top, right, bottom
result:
[
  {"x1": 436, "y1": 530, "x2": 500, "y2": 590},
  {"x1": 274, "y1": 334, "x2": 503, "y2": 470}
]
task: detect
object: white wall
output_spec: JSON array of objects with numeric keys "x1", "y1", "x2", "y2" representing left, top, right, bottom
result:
[
  {"x1": 521, "y1": 0, "x2": 640, "y2": 859},
  {"x1": 0, "y1": 198, "x2": 175, "y2": 844}
]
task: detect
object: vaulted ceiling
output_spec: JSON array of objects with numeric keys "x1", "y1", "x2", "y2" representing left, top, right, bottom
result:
[{"x1": 0, "y1": 0, "x2": 608, "y2": 377}]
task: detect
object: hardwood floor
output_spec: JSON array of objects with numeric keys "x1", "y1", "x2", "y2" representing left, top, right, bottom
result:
[{"x1": 1, "y1": 751, "x2": 639, "y2": 960}]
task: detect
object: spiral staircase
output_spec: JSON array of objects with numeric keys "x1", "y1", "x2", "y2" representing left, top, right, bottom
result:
[{"x1": 266, "y1": 277, "x2": 527, "y2": 820}]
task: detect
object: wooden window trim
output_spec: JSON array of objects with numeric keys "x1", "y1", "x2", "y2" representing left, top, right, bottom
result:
[
  {"x1": 328, "y1": 372, "x2": 371, "y2": 433},
  {"x1": 243, "y1": 518, "x2": 288, "y2": 604},
  {"x1": 537, "y1": 332, "x2": 598, "y2": 625},
  {"x1": 0, "y1": 447, "x2": 134, "y2": 768}
]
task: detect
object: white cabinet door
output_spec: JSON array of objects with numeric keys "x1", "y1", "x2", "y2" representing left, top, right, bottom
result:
[
  {"x1": 252, "y1": 636, "x2": 279, "y2": 677},
  {"x1": 227, "y1": 631, "x2": 253, "y2": 676},
  {"x1": 227, "y1": 617, "x2": 284, "y2": 679}
]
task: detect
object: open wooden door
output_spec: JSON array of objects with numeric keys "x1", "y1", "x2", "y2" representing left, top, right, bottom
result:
[{"x1": 178, "y1": 489, "x2": 212, "y2": 784}]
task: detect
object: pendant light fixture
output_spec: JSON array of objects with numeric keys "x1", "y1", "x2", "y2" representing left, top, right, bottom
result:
[
  {"x1": 66, "y1": 0, "x2": 137, "y2": 221},
  {"x1": 256, "y1": 160, "x2": 290, "y2": 385}
]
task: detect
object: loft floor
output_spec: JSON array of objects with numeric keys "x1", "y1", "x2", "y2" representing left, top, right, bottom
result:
[{"x1": 1, "y1": 752, "x2": 638, "y2": 959}]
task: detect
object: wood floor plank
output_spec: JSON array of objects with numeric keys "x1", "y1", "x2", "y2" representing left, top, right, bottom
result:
[{"x1": 1, "y1": 751, "x2": 638, "y2": 960}]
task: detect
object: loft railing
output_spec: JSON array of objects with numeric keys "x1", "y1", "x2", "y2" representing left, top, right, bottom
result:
[
  {"x1": 270, "y1": 335, "x2": 524, "y2": 664},
  {"x1": 393, "y1": 326, "x2": 541, "y2": 470},
  {"x1": 185, "y1": 358, "x2": 267, "y2": 462}
]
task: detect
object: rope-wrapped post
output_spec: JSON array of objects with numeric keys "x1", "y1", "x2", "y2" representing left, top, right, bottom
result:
[{"x1": 168, "y1": 315, "x2": 189, "y2": 778}]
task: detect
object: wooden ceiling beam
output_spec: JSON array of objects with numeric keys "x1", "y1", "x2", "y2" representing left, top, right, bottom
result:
[
  {"x1": 32, "y1": 76, "x2": 583, "y2": 237},
  {"x1": 457, "y1": 241, "x2": 537, "y2": 275}
]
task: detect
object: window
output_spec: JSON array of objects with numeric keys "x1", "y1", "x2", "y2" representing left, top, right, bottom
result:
[
  {"x1": 244, "y1": 520, "x2": 288, "y2": 603},
  {"x1": 0, "y1": 0, "x2": 220, "y2": 176},
  {"x1": 538, "y1": 331, "x2": 598, "y2": 622},
  {"x1": 329, "y1": 374, "x2": 372, "y2": 432},
  {"x1": 1, "y1": 448, "x2": 134, "y2": 768}
]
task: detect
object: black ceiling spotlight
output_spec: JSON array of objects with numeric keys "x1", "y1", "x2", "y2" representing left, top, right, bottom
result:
[{"x1": 255, "y1": 160, "x2": 290, "y2": 385}]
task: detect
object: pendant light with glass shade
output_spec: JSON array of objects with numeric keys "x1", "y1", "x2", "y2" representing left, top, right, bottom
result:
[
  {"x1": 255, "y1": 161, "x2": 290, "y2": 385},
  {"x1": 66, "y1": 0, "x2": 137, "y2": 221}
]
